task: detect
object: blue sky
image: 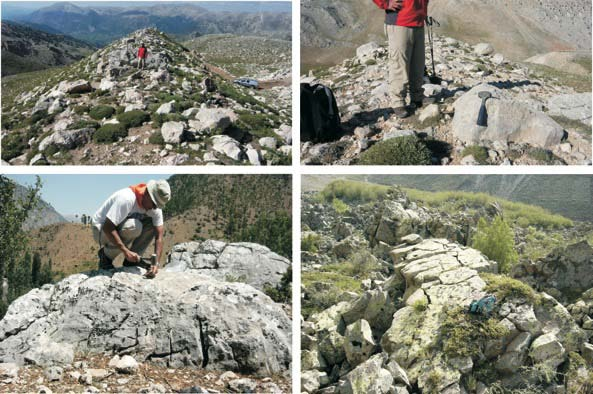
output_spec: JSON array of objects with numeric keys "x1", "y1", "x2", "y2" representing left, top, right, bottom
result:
[{"x1": 7, "y1": 174, "x2": 171, "y2": 217}]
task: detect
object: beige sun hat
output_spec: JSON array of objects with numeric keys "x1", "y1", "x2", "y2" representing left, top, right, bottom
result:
[{"x1": 147, "y1": 179, "x2": 171, "y2": 209}]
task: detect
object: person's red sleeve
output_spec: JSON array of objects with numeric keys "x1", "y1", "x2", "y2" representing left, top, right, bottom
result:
[{"x1": 373, "y1": 0, "x2": 389, "y2": 9}]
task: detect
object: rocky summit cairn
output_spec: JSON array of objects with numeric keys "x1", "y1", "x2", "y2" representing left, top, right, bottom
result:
[
  {"x1": 301, "y1": 36, "x2": 591, "y2": 165},
  {"x1": 0, "y1": 244, "x2": 291, "y2": 377},
  {"x1": 301, "y1": 236, "x2": 589, "y2": 393},
  {"x1": 3, "y1": 28, "x2": 291, "y2": 166},
  {"x1": 165, "y1": 240, "x2": 290, "y2": 291}
]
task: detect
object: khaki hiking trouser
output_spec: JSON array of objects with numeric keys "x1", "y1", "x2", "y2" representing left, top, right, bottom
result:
[
  {"x1": 93, "y1": 216, "x2": 155, "y2": 263},
  {"x1": 387, "y1": 24, "x2": 425, "y2": 107},
  {"x1": 138, "y1": 58, "x2": 146, "y2": 69}
]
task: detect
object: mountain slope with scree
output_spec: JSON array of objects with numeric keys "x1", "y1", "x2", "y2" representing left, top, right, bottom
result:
[{"x1": 1, "y1": 28, "x2": 291, "y2": 166}]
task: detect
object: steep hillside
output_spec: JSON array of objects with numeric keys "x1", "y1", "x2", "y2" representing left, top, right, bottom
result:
[
  {"x1": 303, "y1": 175, "x2": 593, "y2": 222},
  {"x1": 1, "y1": 21, "x2": 95, "y2": 77},
  {"x1": 1, "y1": 28, "x2": 292, "y2": 166},
  {"x1": 301, "y1": 0, "x2": 591, "y2": 69},
  {"x1": 12, "y1": 182, "x2": 67, "y2": 230},
  {"x1": 18, "y1": 2, "x2": 291, "y2": 46}
]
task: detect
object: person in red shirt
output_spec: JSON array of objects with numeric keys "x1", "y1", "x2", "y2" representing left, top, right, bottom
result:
[
  {"x1": 373, "y1": 0, "x2": 430, "y2": 118},
  {"x1": 137, "y1": 43, "x2": 147, "y2": 69}
]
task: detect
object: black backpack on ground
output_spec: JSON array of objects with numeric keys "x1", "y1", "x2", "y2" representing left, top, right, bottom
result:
[{"x1": 300, "y1": 83, "x2": 341, "y2": 143}]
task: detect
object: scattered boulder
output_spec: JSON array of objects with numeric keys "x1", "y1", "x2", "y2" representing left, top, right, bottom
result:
[
  {"x1": 452, "y1": 84, "x2": 564, "y2": 148},
  {"x1": 57, "y1": 80, "x2": 92, "y2": 94},
  {"x1": 547, "y1": 93, "x2": 592, "y2": 125},
  {"x1": 474, "y1": 43, "x2": 494, "y2": 55},
  {"x1": 161, "y1": 121, "x2": 186, "y2": 144},
  {"x1": 211, "y1": 135, "x2": 243, "y2": 161},
  {"x1": 38, "y1": 128, "x2": 95, "y2": 152}
]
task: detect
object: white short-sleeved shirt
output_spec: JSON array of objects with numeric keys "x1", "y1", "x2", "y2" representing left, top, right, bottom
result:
[{"x1": 92, "y1": 187, "x2": 164, "y2": 228}]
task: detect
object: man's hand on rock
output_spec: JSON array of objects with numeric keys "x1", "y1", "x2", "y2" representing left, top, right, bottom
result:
[
  {"x1": 387, "y1": 0, "x2": 403, "y2": 11},
  {"x1": 124, "y1": 250, "x2": 140, "y2": 263}
]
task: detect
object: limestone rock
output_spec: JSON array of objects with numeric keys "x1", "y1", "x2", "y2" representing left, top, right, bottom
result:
[
  {"x1": 0, "y1": 268, "x2": 290, "y2": 376},
  {"x1": 193, "y1": 108, "x2": 237, "y2": 134},
  {"x1": 161, "y1": 121, "x2": 186, "y2": 144},
  {"x1": 530, "y1": 333, "x2": 566, "y2": 369},
  {"x1": 344, "y1": 319, "x2": 376, "y2": 367},
  {"x1": 38, "y1": 128, "x2": 94, "y2": 152},
  {"x1": 474, "y1": 43, "x2": 494, "y2": 55},
  {"x1": 547, "y1": 93, "x2": 592, "y2": 125},
  {"x1": 164, "y1": 241, "x2": 290, "y2": 291},
  {"x1": 211, "y1": 135, "x2": 243, "y2": 161},
  {"x1": 338, "y1": 353, "x2": 392, "y2": 394},
  {"x1": 57, "y1": 80, "x2": 92, "y2": 94},
  {"x1": 156, "y1": 100, "x2": 176, "y2": 115},
  {"x1": 452, "y1": 84, "x2": 564, "y2": 148}
]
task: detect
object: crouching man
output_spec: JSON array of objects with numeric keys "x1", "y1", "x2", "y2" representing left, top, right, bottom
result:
[{"x1": 91, "y1": 180, "x2": 171, "y2": 277}]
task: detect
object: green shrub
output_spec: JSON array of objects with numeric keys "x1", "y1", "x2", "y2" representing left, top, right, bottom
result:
[
  {"x1": 89, "y1": 105, "x2": 115, "y2": 120},
  {"x1": 93, "y1": 124, "x2": 127, "y2": 143},
  {"x1": 67, "y1": 120, "x2": 100, "y2": 130},
  {"x1": 29, "y1": 110, "x2": 48, "y2": 125},
  {"x1": 73, "y1": 105, "x2": 90, "y2": 115},
  {"x1": 481, "y1": 273, "x2": 540, "y2": 305},
  {"x1": 302, "y1": 233, "x2": 321, "y2": 253},
  {"x1": 439, "y1": 306, "x2": 509, "y2": 358},
  {"x1": 357, "y1": 136, "x2": 432, "y2": 165},
  {"x1": 263, "y1": 266, "x2": 291, "y2": 303},
  {"x1": 528, "y1": 148, "x2": 558, "y2": 164},
  {"x1": 237, "y1": 112, "x2": 277, "y2": 138},
  {"x1": 151, "y1": 113, "x2": 185, "y2": 128},
  {"x1": 1, "y1": 132, "x2": 28, "y2": 160},
  {"x1": 365, "y1": 59, "x2": 377, "y2": 66},
  {"x1": 318, "y1": 180, "x2": 390, "y2": 203},
  {"x1": 461, "y1": 145, "x2": 489, "y2": 164},
  {"x1": 148, "y1": 131, "x2": 165, "y2": 145},
  {"x1": 116, "y1": 110, "x2": 149, "y2": 128},
  {"x1": 332, "y1": 198, "x2": 350, "y2": 214},
  {"x1": 472, "y1": 216, "x2": 518, "y2": 273},
  {"x1": 115, "y1": 106, "x2": 125, "y2": 115},
  {"x1": 412, "y1": 298, "x2": 429, "y2": 312}
]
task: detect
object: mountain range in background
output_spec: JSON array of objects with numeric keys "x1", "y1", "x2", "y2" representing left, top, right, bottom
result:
[
  {"x1": 6, "y1": 1, "x2": 291, "y2": 47},
  {"x1": 301, "y1": 0, "x2": 591, "y2": 70},
  {"x1": 303, "y1": 175, "x2": 593, "y2": 222}
]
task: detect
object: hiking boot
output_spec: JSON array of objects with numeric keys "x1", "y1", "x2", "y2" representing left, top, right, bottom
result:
[
  {"x1": 98, "y1": 248, "x2": 115, "y2": 270},
  {"x1": 122, "y1": 260, "x2": 136, "y2": 267},
  {"x1": 393, "y1": 106, "x2": 410, "y2": 119},
  {"x1": 412, "y1": 97, "x2": 435, "y2": 109}
]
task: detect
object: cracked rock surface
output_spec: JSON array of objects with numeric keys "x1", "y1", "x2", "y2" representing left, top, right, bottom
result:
[{"x1": 0, "y1": 267, "x2": 291, "y2": 377}]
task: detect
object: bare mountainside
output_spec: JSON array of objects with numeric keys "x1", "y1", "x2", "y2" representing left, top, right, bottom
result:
[
  {"x1": 1, "y1": 21, "x2": 95, "y2": 77},
  {"x1": 301, "y1": 0, "x2": 592, "y2": 69}
]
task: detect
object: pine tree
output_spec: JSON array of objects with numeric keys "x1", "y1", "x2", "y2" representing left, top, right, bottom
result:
[{"x1": 32, "y1": 252, "x2": 42, "y2": 286}]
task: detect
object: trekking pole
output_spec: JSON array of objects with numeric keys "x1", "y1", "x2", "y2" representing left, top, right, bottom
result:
[{"x1": 425, "y1": 17, "x2": 441, "y2": 84}]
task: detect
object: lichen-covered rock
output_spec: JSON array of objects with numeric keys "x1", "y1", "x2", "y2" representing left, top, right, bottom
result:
[{"x1": 337, "y1": 353, "x2": 393, "y2": 394}]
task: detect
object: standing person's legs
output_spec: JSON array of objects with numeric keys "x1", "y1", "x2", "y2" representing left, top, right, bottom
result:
[
  {"x1": 140, "y1": 58, "x2": 145, "y2": 69},
  {"x1": 409, "y1": 27, "x2": 426, "y2": 105},
  {"x1": 387, "y1": 25, "x2": 413, "y2": 109}
]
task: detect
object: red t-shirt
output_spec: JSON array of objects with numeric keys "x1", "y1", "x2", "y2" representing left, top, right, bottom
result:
[
  {"x1": 373, "y1": 0, "x2": 429, "y2": 27},
  {"x1": 138, "y1": 47, "x2": 147, "y2": 59}
]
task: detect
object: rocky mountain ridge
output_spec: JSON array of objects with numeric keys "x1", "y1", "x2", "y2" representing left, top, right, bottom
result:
[
  {"x1": 2, "y1": 28, "x2": 291, "y2": 166},
  {"x1": 1, "y1": 21, "x2": 95, "y2": 77},
  {"x1": 12, "y1": 182, "x2": 67, "y2": 231},
  {"x1": 301, "y1": 36, "x2": 591, "y2": 165}
]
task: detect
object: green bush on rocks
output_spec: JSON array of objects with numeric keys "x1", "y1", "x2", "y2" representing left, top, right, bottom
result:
[
  {"x1": 93, "y1": 123, "x2": 127, "y2": 143},
  {"x1": 148, "y1": 131, "x2": 165, "y2": 145},
  {"x1": 89, "y1": 105, "x2": 115, "y2": 120},
  {"x1": 116, "y1": 110, "x2": 149, "y2": 128},
  {"x1": 73, "y1": 105, "x2": 90, "y2": 115},
  {"x1": 67, "y1": 120, "x2": 100, "y2": 130},
  {"x1": 358, "y1": 135, "x2": 433, "y2": 165}
]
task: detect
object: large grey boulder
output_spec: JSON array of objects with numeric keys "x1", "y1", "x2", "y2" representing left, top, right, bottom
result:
[
  {"x1": 38, "y1": 128, "x2": 94, "y2": 152},
  {"x1": 57, "y1": 80, "x2": 92, "y2": 94},
  {"x1": 193, "y1": 108, "x2": 237, "y2": 134},
  {"x1": 211, "y1": 135, "x2": 243, "y2": 161},
  {"x1": 452, "y1": 84, "x2": 564, "y2": 148},
  {"x1": 164, "y1": 241, "x2": 290, "y2": 291},
  {"x1": 161, "y1": 121, "x2": 186, "y2": 144},
  {"x1": 547, "y1": 93, "x2": 592, "y2": 125},
  {"x1": 156, "y1": 101, "x2": 176, "y2": 115},
  {"x1": 356, "y1": 42, "x2": 381, "y2": 60},
  {"x1": 0, "y1": 268, "x2": 290, "y2": 376},
  {"x1": 344, "y1": 319, "x2": 376, "y2": 367},
  {"x1": 530, "y1": 333, "x2": 566, "y2": 369}
]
